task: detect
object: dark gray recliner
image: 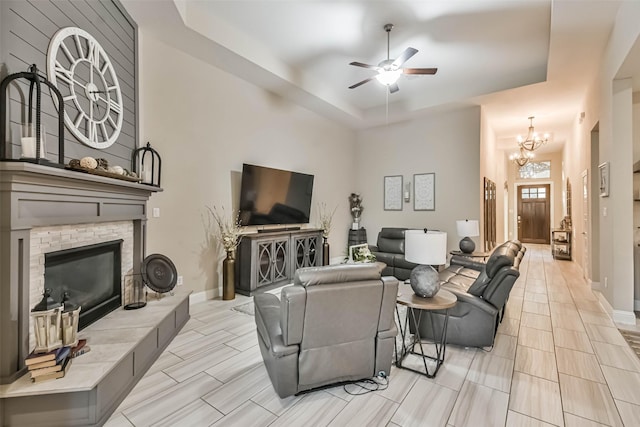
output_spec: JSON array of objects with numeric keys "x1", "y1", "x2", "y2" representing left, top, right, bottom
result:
[
  {"x1": 413, "y1": 240, "x2": 525, "y2": 348},
  {"x1": 369, "y1": 228, "x2": 418, "y2": 280},
  {"x1": 254, "y1": 263, "x2": 399, "y2": 398}
]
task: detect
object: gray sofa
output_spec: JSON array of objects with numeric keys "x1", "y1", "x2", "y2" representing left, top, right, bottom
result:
[
  {"x1": 369, "y1": 228, "x2": 418, "y2": 281},
  {"x1": 412, "y1": 240, "x2": 526, "y2": 348},
  {"x1": 254, "y1": 263, "x2": 399, "y2": 398}
]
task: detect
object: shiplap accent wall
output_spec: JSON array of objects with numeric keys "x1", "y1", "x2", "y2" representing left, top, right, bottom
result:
[{"x1": 1, "y1": 0, "x2": 136, "y2": 167}]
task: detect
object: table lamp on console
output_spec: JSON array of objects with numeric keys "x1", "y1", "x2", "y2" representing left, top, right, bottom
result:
[
  {"x1": 404, "y1": 229, "x2": 447, "y2": 297},
  {"x1": 456, "y1": 219, "x2": 479, "y2": 254}
]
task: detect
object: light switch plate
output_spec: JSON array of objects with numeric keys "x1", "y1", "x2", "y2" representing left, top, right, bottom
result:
[{"x1": 152, "y1": 208, "x2": 160, "y2": 218}]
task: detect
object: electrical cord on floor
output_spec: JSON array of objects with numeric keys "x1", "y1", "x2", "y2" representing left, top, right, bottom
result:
[{"x1": 343, "y1": 372, "x2": 389, "y2": 395}]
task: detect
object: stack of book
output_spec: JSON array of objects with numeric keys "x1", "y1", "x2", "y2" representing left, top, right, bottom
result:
[{"x1": 25, "y1": 339, "x2": 90, "y2": 383}]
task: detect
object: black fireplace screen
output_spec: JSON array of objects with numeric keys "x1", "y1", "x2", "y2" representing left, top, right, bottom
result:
[{"x1": 44, "y1": 239, "x2": 123, "y2": 330}]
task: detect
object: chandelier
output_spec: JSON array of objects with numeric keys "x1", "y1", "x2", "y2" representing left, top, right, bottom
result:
[
  {"x1": 518, "y1": 116, "x2": 549, "y2": 151},
  {"x1": 510, "y1": 147, "x2": 534, "y2": 167}
]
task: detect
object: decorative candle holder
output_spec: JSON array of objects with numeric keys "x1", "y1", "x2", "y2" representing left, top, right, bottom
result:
[
  {"x1": 61, "y1": 292, "x2": 81, "y2": 347},
  {"x1": 132, "y1": 142, "x2": 162, "y2": 187}
]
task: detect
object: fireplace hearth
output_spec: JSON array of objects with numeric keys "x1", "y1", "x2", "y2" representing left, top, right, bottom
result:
[{"x1": 45, "y1": 239, "x2": 123, "y2": 330}]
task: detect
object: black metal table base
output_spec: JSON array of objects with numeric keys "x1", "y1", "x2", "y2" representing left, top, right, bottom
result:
[{"x1": 394, "y1": 306, "x2": 450, "y2": 378}]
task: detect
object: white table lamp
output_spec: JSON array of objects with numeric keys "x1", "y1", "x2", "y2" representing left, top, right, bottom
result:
[
  {"x1": 456, "y1": 220, "x2": 479, "y2": 254},
  {"x1": 405, "y1": 229, "x2": 447, "y2": 297}
]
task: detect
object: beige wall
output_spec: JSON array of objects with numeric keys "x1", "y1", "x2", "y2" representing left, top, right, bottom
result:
[
  {"x1": 138, "y1": 33, "x2": 356, "y2": 298},
  {"x1": 354, "y1": 106, "x2": 481, "y2": 252}
]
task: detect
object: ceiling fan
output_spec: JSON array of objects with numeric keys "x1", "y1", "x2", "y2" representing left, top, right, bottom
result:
[{"x1": 348, "y1": 23, "x2": 437, "y2": 94}]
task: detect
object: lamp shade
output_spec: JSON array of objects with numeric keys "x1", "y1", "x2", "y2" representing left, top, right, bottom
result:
[
  {"x1": 456, "y1": 220, "x2": 479, "y2": 237},
  {"x1": 405, "y1": 230, "x2": 447, "y2": 265}
]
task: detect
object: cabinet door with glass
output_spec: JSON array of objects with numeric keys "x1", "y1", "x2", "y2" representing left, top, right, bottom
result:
[
  {"x1": 256, "y1": 237, "x2": 290, "y2": 287},
  {"x1": 291, "y1": 233, "x2": 321, "y2": 269}
]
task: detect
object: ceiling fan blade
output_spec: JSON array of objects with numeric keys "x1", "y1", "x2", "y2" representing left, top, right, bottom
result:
[
  {"x1": 392, "y1": 47, "x2": 418, "y2": 68},
  {"x1": 403, "y1": 67, "x2": 438, "y2": 75},
  {"x1": 348, "y1": 76, "x2": 376, "y2": 89},
  {"x1": 389, "y1": 83, "x2": 399, "y2": 94},
  {"x1": 349, "y1": 61, "x2": 380, "y2": 70}
]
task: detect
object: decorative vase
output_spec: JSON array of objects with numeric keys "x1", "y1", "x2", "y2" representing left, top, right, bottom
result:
[
  {"x1": 223, "y1": 249, "x2": 235, "y2": 300},
  {"x1": 322, "y1": 236, "x2": 330, "y2": 266},
  {"x1": 410, "y1": 265, "x2": 440, "y2": 298}
]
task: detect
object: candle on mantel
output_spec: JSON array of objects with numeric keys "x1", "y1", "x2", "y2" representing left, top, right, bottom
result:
[
  {"x1": 20, "y1": 137, "x2": 36, "y2": 158},
  {"x1": 142, "y1": 167, "x2": 152, "y2": 184}
]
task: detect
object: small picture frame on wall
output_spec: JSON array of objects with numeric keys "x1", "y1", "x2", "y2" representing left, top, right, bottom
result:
[
  {"x1": 414, "y1": 173, "x2": 435, "y2": 211},
  {"x1": 598, "y1": 162, "x2": 609, "y2": 197},
  {"x1": 384, "y1": 175, "x2": 403, "y2": 211}
]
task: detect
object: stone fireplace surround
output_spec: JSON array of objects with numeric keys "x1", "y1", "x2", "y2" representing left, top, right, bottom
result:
[{"x1": 0, "y1": 162, "x2": 190, "y2": 426}]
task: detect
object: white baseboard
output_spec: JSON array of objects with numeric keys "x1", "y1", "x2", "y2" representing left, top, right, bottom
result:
[
  {"x1": 594, "y1": 291, "x2": 636, "y2": 324},
  {"x1": 613, "y1": 310, "x2": 637, "y2": 325},
  {"x1": 189, "y1": 289, "x2": 216, "y2": 305}
]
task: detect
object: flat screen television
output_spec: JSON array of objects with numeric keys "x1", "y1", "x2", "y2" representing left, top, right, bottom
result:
[{"x1": 238, "y1": 163, "x2": 314, "y2": 226}]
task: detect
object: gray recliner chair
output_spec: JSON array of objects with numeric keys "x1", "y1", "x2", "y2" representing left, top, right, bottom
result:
[{"x1": 254, "y1": 263, "x2": 399, "y2": 398}]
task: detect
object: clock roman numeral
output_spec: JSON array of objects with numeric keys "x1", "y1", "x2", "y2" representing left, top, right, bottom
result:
[
  {"x1": 59, "y1": 40, "x2": 75, "y2": 63},
  {"x1": 101, "y1": 123, "x2": 109, "y2": 140},
  {"x1": 109, "y1": 99, "x2": 122, "y2": 115},
  {"x1": 88, "y1": 121, "x2": 98, "y2": 144},
  {"x1": 54, "y1": 61, "x2": 74, "y2": 86},
  {"x1": 74, "y1": 112, "x2": 86, "y2": 129},
  {"x1": 87, "y1": 40, "x2": 101, "y2": 69},
  {"x1": 74, "y1": 34, "x2": 84, "y2": 59},
  {"x1": 63, "y1": 94, "x2": 76, "y2": 102}
]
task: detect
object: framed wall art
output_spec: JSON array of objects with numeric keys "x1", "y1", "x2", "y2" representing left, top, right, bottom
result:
[
  {"x1": 598, "y1": 162, "x2": 609, "y2": 197},
  {"x1": 384, "y1": 175, "x2": 403, "y2": 211},
  {"x1": 414, "y1": 173, "x2": 435, "y2": 211}
]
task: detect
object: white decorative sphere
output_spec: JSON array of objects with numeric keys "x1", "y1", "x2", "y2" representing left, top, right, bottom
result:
[
  {"x1": 79, "y1": 157, "x2": 97, "y2": 169},
  {"x1": 111, "y1": 165, "x2": 124, "y2": 175}
]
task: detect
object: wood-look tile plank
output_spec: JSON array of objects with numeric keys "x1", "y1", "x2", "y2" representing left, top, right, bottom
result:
[
  {"x1": 573, "y1": 299, "x2": 605, "y2": 313},
  {"x1": 327, "y1": 393, "x2": 399, "y2": 427},
  {"x1": 250, "y1": 385, "x2": 304, "y2": 416},
  {"x1": 518, "y1": 326, "x2": 554, "y2": 353},
  {"x1": 269, "y1": 392, "x2": 347, "y2": 427},
  {"x1": 467, "y1": 351, "x2": 514, "y2": 393},
  {"x1": 195, "y1": 313, "x2": 253, "y2": 336},
  {"x1": 584, "y1": 324, "x2": 627, "y2": 346},
  {"x1": 123, "y1": 374, "x2": 223, "y2": 427},
  {"x1": 497, "y1": 318, "x2": 520, "y2": 336},
  {"x1": 171, "y1": 330, "x2": 236, "y2": 359},
  {"x1": 224, "y1": 330, "x2": 259, "y2": 351},
  {"x1": 520, "y1": 312, "x2": 552, "y2": 332},
  {"x1": 104, "y1": 413, "x2": 134, "y2": 427},
  {"x1": 563, "y1": 413, "x2": 608, "y2": 427},
  {"x1": 553, "y1": 328, "x2": 593, "y2": 353},
  {"x1": 558, "y1": 373, "x2": 623, "y2": 426},
  {"x1": 551, "y1": 311, "x2": 585, "y2": 332},
  {"x1": 615, "y1": 400, "x2": 640, "y2": 427},
  {"x1": 149, "y1": 399, "x2": 223, "y2": 427},
  {"x1": 204, "y1": 345, "x2": 263, "y2": 383},
  {"x1": 600, "y1": 365, "x2": 640, "y2": 406},
  {"x1": 522, "y1": 301, "x2": 550, "y2": 316},
  {"x1": 505, "y1": 411, "x2": 555, "y2": 427},
  {"x1": 509, "y1": 372, "x2": 563, "y2": 426},
  {"x1": 146, "y1": 351, "x2": 183, "y2": 375},
  {"x1": 514, "y1": 345, "x2": 558, "y2": 382},
  {"x1": 115, "y1": 371, "x2": 178, "y2": 412},
  {"x1": 210, "y1": 401, "x2": 276, "y2": 427},
  {"x1": 166, "y1": 329, "x2": 207, "y2": 351},
  {"x1": 578, "y1": 310, "x2": 613, "y2": 326},
  {"x1": 374, "y1": 365, "x2": 419, "y2": 403},
  {"x1": 164, "y1": 344, "x2": 239, "y2": 382},
  {"x1": 492, "y1": 333, "x2": 518, "y2": 360},
  {"x1": 504, "y1": 297, "x2": 524, "y2": 321},
  {"x1": 175, "y1": 317, "x2": 207, "y2": 334},
  {"x1": 592, "y1": 341, "x2": 640, "y2": 372},
  {"x1": 555, "y1": 347, "x2": 605, "y2": 383},
  {"x1": 524, "y1": 292, "x2": 548, "y2": 304},
  {"x1": 390, "y1": 378, "x2": 457, "y2": 427},
  {"x1": 203, "y1": 365, "x2": 271, "y2": 414},
  {"x1": 449, "y1": 380, "x2": 509, "y2": 427}
]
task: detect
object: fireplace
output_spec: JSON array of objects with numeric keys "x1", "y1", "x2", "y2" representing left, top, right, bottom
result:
[{"x1": 45, "y1": 239, "x2": 123, "y2": 330}]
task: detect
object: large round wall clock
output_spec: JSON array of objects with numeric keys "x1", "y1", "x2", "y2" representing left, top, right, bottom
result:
[{"x1": 47, "y1": 27, "x2": 123, "y2": 149}]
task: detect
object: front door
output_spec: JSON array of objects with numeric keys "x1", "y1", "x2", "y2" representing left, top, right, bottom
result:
[{"x1": 517, "y1": 184, "x2": 550, "y2": 244}]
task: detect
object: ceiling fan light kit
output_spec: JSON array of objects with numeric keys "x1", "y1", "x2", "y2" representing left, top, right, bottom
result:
[{"x1": 348, "y1": 23, "x2": 437, "y2": 93}]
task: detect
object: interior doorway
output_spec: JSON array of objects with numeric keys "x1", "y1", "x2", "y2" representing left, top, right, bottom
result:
[
  {"x1": 517, "y1": 184, "x2": 551, "y2": 244},
  {"x1": 582, "y1": 170, "x2": 590, "y2": 282}
]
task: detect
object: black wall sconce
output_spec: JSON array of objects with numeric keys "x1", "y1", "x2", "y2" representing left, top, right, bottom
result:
[
  {"x1": 0, "y1": 64, "x2": 65, "y2": 166},
  {"x1": 132, "y1": 142, "x2": 162, "y2": 187}
]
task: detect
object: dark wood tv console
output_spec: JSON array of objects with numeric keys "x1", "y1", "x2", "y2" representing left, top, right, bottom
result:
[{"x1": 235, "y1": 229, "x2": 322, "y2": 295}]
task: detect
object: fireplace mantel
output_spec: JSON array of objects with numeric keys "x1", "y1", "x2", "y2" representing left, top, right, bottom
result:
[{"x1": 0, "y1": 161, "x2": 161, "y2": 384}]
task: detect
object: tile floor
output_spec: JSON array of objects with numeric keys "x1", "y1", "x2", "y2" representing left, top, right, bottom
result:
[{"x1": 106, "y1": 245, "x2": 640, "y2": 426}]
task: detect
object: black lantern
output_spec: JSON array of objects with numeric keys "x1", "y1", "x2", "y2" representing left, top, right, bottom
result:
[
  {"x1": 132, "y1": 142, "x2": 161, "y2": 187},
  {"x1": 0, "y1": 64, "x2": 65, "y2": 166}
]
